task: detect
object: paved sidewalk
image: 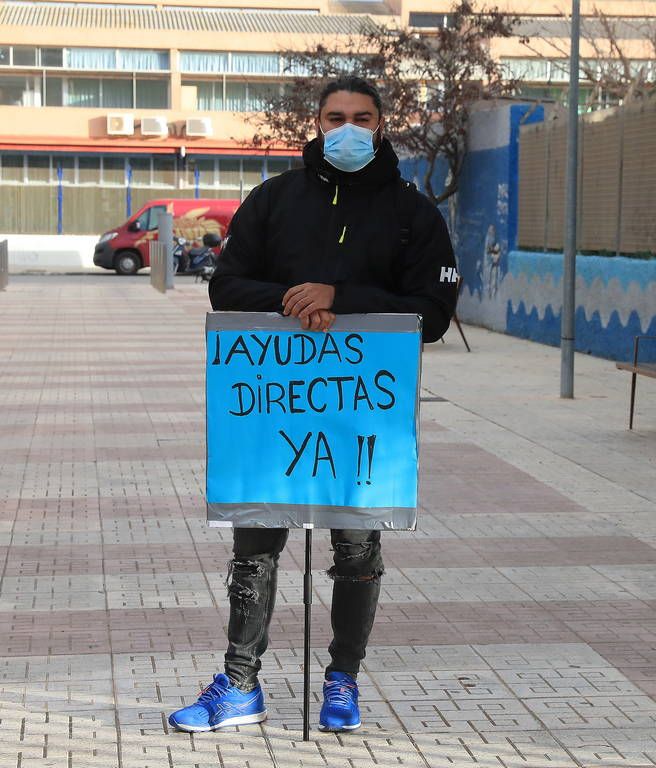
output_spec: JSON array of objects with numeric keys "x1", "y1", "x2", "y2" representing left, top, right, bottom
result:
[{"x1": 0, "y1": 274, "x2": 655, "y2": 768}]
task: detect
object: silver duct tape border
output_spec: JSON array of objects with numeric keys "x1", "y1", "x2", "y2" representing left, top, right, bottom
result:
[
  {"x1": 206, "y1": 311, "x2": 422, "y2": 334},
  {"x1": 207, "y1": 502, "x2": 417, "y2": 531}
]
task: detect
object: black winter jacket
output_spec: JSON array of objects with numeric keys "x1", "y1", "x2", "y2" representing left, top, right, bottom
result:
[{"x1": 209, "y1": 137, "x2": 458, "y2": 342}]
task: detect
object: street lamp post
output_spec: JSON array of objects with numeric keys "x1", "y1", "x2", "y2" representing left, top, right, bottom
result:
[{"x1": 561, "y1": 0, "x2": 581, "y2": 398}]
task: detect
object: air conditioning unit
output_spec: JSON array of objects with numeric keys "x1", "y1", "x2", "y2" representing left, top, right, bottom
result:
[
  {"x1": 141, "y1": 116, "x2": 168, "y2": 137},
  {"x1": 186, "y1": 117, "x2": 212, "y2": 138},
  {"x1": 107, "y1": 114, "x2": 134, "y2": 136}
]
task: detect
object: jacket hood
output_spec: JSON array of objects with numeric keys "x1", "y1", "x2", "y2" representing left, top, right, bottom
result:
[{"x1": 302, "y1": 135, "x2": 401, "y2": 187}]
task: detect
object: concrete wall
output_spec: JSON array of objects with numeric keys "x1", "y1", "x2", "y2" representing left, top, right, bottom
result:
[
  {"x1": 450, "y1": 102, "x2": 544, "y2": 330},
  {"x1": 2, "y1": 234, "x2": 103, "y2": 273}
]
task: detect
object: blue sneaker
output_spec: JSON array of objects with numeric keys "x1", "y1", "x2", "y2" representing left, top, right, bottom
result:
[
  {"x1": 319, "y1": 671, "x2": 361, "y2": 732},
  {"x1": 168, "y1": 673, "x2": 266, "y2": 733}
]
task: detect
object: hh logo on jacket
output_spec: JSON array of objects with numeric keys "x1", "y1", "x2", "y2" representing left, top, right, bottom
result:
[{"x1": 439, "y1": 266, "x2": 459, "y2": 284}]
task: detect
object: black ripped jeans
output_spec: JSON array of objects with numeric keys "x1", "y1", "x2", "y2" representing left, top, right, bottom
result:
[{"x1": 224, "y1": 528, "x2": 384, "y2": 691}]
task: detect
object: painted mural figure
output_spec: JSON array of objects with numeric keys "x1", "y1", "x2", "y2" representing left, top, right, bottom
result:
[
  {"x1": 167, "y1": 76, "x2": 458, "y2": 737},
  {"x1": 483, "y1": 224, "x2": 501, "y2": 299}
]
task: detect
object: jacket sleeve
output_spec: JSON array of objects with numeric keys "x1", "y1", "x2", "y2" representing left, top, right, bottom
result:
[
  {"x1": 208, "y1": 184, "x2": 289, "y2": 312},
  {"x1": 330, "y1": 195, "x2": 458, "y2": 343}
]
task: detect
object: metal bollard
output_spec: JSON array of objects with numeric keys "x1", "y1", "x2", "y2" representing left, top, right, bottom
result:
[
  {"x1": 0, "y1": 240, "x2": 8, "y2": 291},
  {"x1": 158, "y1": 212, "x2": 175, "y2": 291},
  {"x1": 150, "y1": 214, "x2": 174, "y2": 293}
]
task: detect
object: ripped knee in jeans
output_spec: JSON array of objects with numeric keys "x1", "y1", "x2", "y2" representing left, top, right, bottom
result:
[
  {"x1": 327, "y1": 564, "x2": 385, "y2": 583},
  {"x1": 225, "y1": 558, "x2": 264, "y2": 614},
  {"x1": 333, "y1": 540, "x2": 373, "y2": 561},
  {"x1": 327, "y1": 540, "x2": 384, "y2": 582}
]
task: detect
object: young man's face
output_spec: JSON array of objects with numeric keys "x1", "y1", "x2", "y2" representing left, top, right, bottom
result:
[{"x1": 316, "y1": 90, "x2": 384, "y2": 145}]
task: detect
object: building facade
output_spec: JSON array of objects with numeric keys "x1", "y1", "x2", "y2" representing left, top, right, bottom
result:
[{"x1": 1, "y1": 0, "x2": 654, "y2": 234}]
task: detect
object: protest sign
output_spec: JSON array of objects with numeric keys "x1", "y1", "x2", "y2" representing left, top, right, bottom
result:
[{"x1": 206, "y1": 312, "x2": 422, "y2": 530}]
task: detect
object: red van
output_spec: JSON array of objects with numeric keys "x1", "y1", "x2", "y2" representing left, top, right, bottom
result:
[{"x1": 93, "y1": 198, "x2": 240, "y2": 275}]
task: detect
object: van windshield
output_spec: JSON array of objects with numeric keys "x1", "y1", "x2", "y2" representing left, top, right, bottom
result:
[{"x1": 135, "y1": 204, "x2": 167, "y2": 231}]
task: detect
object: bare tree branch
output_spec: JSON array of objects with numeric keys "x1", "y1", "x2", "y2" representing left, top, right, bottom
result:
[
  {"x1": 522, "y1": 7, "x2": 656, "y2": 109},
  {"x1": 246, "y1": 1, "x2": 518, "y2": 205}
]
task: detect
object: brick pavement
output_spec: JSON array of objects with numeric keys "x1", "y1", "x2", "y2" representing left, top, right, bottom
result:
[{"x1": 0, "y1": 274, "x2": 655, "y2": 767}]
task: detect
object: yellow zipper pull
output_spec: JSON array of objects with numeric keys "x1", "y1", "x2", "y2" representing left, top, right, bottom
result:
[
  {"x1": 332, "y1": 185, "x2": 339, "y2": 205},
  {"x1": 338, "y1": 225, "x2": 347, "y2": 244}
]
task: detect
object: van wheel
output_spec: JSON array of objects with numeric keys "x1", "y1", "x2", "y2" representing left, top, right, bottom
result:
[{"x1": 115, "y1": 251, "x2": 141, "y2": 276}]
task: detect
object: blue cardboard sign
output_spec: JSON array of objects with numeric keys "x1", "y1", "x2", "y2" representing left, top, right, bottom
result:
[{"x1": 206, "y1": 313, "x2": 421, "y2": 529}]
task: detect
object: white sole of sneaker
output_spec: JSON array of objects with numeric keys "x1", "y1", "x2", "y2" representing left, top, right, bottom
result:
[
  {"x1": 318, "y1": 721, "x2": 361, "y2": 732},
  {"x1": 171, "y1": 710, "x2": 267, "y2": 733}
]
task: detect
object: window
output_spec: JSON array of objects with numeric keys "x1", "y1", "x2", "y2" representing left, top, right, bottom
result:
[
  {"x1": 181, "y1": 51, "x2": 282, "y2": 76},
  {"x1": 13, "y1": 46, "x2": 37, "y2": 66},
  {"x1": 135, "y1": 203, "x2": 166, "y2": 230},
  {"x1": 0, "y1": 74, "x2": 41, "y2": 106},
  {"x1": 64, "y1": 48, "x2": 168, "y2": 72},
  {"x1": 60, "y1": 77, "x2": 136, "y2": 108},
  {"x1": 136, "y1": 79, "x2": 168, "y2": 108},
  {"x1": 1, "y1": 154, "x2": 24, "y2": 182},
  {"x1": 242, "y1": 158, "x2": 263, "y2": 188},
  {"x1": 66, "y1": 78, "x2": 100, "y2": 107},
  {"x1": 67, "y1": 48, "x2": 116, "y2": 70},
  {"x1": 218, "y1": 158, "x2": 240, "y2": 188},
  {"x1": 128, "y1": 156, "x2": 151, "y2": 186},
  {"x1": 78, "y1": 156, "x2": 101, "y2": 184},
  {"x1": 183, "y1": 79, "x2": 221, "y2": 110},
  {"x1": 502, "y1": 58, "x2": 552, "y2": 82},
  {"x1": 102, "y1": 156, "x2": 125, "y2": 186},
  {"x1": 117, "y1": 49, "x2": 169, "y2": 71},
  {"x1": 45, "y1": 76, "x2": 63, "y2": 106},
  {"x1": 41, "y1": 48, "x2": 64, "y2": 67},
  {"x1": 0, "y1": 46, "x2": 65, "y2": 68},
  {"x1": 246, "y1": 81, "x2": 277, "y2": 111},
  {"x1": 180, "y1": 51, "x2": 229, "y2": 74},
  {"x1": 181, "y1": 79, "x2": 280, "y2": 112},
  {"x1": 225, "y1": 81, "x2": 247, "y2": 111},
  {"x1": 102, "y1": 78, "x2": 132, "y2": 108},
  {"x1": 231, "y1": 53, "x2": 279, "y2": 75},
  {"x1": 27, "y1": 155, "x2": 51, "y2": 183},
  {"x1": 152, "y1": 156, "x2": 175, "y2": 187},
  {"x1": 408, "y1": 13, "x2": 454, "y2": 28},
  {"x1": 186, "y1": 157, "x2": 215, "y2": 188}
]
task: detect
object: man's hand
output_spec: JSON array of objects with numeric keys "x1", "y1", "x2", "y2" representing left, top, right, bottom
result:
[
  {"x1": 282, "y1": 283, "x2": 335, "y2": 321},
  {"x1": 301, "y1": 309, "x2": 335, "y2": 332}
]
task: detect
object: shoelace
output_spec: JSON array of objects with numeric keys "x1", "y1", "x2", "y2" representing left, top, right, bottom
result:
[
  {"x1": 198, "y1": 677, "x2": 230, "y2": 703},
  {"x1": 324, "y1": 680, "x2": 356, "y2": 708}
]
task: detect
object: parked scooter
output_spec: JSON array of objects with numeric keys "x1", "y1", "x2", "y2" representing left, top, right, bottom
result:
[
  {"x1": 173, "y1": 232, "x2": 221, "y2": 281},
  {"x1": 173, "y1": 236, "x2": 189, "y2": 274}
]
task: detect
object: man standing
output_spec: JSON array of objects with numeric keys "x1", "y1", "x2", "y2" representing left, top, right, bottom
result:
[{"x1": 169, "y1": 76, "x2": 458, "y2": 734}]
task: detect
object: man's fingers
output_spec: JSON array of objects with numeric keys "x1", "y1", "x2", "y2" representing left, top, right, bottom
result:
[
  {"x1": 289, "y1": 296, "x2": 314, "y2": 317},
  {"x1": 298, "y1": 302, "x2": 319, "y2": 320},
  {"x1": 282, "y1": 284, "x2": 307, "y2": 306},
  {"x1": 285, "y1": 294, "x2": 312, "y2": 317}
]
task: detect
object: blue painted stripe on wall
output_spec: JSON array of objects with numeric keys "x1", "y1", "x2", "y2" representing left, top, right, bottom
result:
[{"x1": 507, "y1": 301, "x2": 656, "y2": 361}]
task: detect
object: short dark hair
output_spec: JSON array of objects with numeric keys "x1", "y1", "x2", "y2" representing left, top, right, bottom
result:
[{"x1": 318, "y1": 77, "x2": 382, "y2": 117}]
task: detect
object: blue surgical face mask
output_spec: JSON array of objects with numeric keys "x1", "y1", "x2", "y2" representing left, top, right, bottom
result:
[{"x1": 321, "y1": 122, "x2": 380, "y2": 173}]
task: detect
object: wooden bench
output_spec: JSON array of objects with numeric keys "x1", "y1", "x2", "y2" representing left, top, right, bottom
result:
[{"x1": 616, "y1": 334, "x2": 656, "y2": 429}]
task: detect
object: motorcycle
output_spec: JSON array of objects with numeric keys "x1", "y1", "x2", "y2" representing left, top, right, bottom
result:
[{"x1": 173, "y1": 232, "x2": 221, "y2": 281}]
